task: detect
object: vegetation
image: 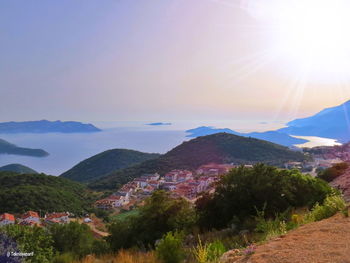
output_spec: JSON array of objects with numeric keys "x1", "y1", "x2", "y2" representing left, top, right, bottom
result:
[
  {"x1": 317, "y1": 162, "x2": 349, "y2": 182},
  {"x1": 156, "y1": 231, "x2": 186, "y2": 263},
  {"x1": 196, "y1": 164, "x2": 334, "y2": 229},
  {"x1": 0, "y1": 163, "x2": 38, "y2": 174},
  {"x1": 89, "y1": 133, "x2": 307, "y2": 190},
  {"x1": 107, "y1": 191, "x2": 196, "y2": 250},
  {"x1": 0, "y1": 138, "x2": 48, "y2": 157},
  {"x1": 0, "y1": 224, "x2": 54, "y2": 263},
  {"x1": 61, "y1": 149, "x2": 160, "y2": 183},
  {"x1": 0, "y1": 171, "x2": 94, "y2": 214}
]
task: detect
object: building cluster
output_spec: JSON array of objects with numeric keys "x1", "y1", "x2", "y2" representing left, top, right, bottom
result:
[
  {"x1": 0, "y1": 211, "x2": 70, "y2": 227},
  {"x1": 95, "y1": 163, "x2": 236, "y2": 210}
]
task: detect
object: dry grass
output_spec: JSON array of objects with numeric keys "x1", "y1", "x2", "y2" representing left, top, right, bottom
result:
[
  {"x1": 222, "y1": 213, "x2": 350, "y2": 263},
  {"x1": 75, "y1": 249, "x2": 160, "y2": 263}
]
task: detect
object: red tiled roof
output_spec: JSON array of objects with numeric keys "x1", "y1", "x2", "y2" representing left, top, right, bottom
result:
[
  {"x1": 22, "y1": 211, "x2": 39, "y2": 219},
  {"x1": 46, "y1": 212, "x2": 68, "y2": 219},
  {"x1": 0, "y1": 213, "x2": 15, "y2": 222}
]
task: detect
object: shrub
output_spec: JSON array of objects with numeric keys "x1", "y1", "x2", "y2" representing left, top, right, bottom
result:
[
  {"x1": 207, "y1": 240, "x2": 226, "y2": 262},
  {"x1": 196, "y1": 164, "x2": 334, "y2": 229},
  {"x1": 156, "y1": 231, "x2": 185, "y2": 263},
  {"x1": 254, "y1": 209, "x2": 287, "y2": 240},
  {"x1": 192, "y1": 237, "x2": 209, "y2": 263},
  {"x1": 317, "y1": 162, "x2": 349, "y2": 182},
  {"x1": 305, "y1": 195, "x2": 348, "y2": 222}
]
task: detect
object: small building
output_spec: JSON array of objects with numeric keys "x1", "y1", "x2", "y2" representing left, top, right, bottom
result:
[
  {"x1": 45, "y1": 212, "x2": 70, "y2": 224},
  {"x1": 196, "y1": 163, "x2": 235, "y2": 176},
  {"x1": 0, "y1": 213, "x2": 15, "y2": 226},
  {"x1": 19, "y1": 211, "x2": 40, "y2": 226}
]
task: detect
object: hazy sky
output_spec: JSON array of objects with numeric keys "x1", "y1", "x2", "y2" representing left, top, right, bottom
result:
[{"x1": 2, "y1": 0, "x2": 350, "y2": 123}]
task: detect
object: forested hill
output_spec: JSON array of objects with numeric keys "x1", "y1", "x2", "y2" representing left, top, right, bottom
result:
[
  {"x1": 61, "y1": 149, "x2": 160, "y2": 183},
  {"x1": 0, "y1": 164, "x2": 38, "y2": 174},
  {"x1": 0, "y1": 172, "x2": 94, "y2": 214},
  {"x1": 89, "y1": 133, "x2": 307, "y2": 190},
  {"x1": 0, "y1": 138, "x2": 48, "y2": 157}
]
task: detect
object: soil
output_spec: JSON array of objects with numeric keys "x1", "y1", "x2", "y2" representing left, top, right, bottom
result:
[{"x1": 222, "y1": 213, "x2": 350, "y2": 263}]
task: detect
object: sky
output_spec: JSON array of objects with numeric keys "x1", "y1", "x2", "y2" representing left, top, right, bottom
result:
[{"x1": 2, "y1": 0, "x2": 350, "y2": 123}]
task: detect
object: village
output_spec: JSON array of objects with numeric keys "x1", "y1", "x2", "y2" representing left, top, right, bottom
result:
[{"x1": 94, "y1": 163, "x2": 237, "y2": 211}]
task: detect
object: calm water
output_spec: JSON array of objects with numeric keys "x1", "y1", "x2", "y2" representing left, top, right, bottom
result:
[
  {"x1": 292, "y1": 135, "x2": 341, "y2": 148},
  {"x1": 0, "y1": 120, "x2": 337, "y2": 175}
]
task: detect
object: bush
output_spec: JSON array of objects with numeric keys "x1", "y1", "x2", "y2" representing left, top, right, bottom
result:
[
  {"x1": 305, "y1": 195, "x2": 348, "y2": 222},
  {"x1": 317, "y1": 162, "x2": 349, "y2": 182},
  {"x1": 196, "y1": 164, "x2": 334, "y2": 229},
  {"x1": 207, "y1": 240, "x2": 226, "y2": 262},
  {"x1": 255, "y1": 209, "x2": 287, "y2": 240},
  {"x1": 156, "y1": 231, "x2": 185, "y2": 263}
]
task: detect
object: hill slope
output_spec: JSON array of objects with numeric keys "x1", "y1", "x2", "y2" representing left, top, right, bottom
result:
[
  {"x1": 0, "y1": 172, "x2": 93, "y2": 214},
  {"x1": 0, "y1": 120, "x2": 101, "y2": 133},
  {"x1": 60, "y1": 149, "x2": 160, "y2": 183},
  {"x1": 279, "y1": 100, "x2": 350, "y2": 142},
  {"x1": 0, "y1": 164, "x2": 38, "y2": 174},
  {"x1": 186, "y1": 126, "x2": 308, "y2": 147},
  {"x1": 89, "y1": 133, "x2": 306, "y2": 190},
  {"x1": 222, "y1": 213, "x2": 350, "y2": 263},
  {"x1": 0, "y1": 138, "x2": 49, "y2": 157}
]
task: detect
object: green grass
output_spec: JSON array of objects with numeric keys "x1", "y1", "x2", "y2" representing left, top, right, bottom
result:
[{"x1": 110, "y1": 209, "x2": 140, "y2": 222}]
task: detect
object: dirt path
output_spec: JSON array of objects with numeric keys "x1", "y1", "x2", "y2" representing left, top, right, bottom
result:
[{"x1": 222, "y1": 214, "x2": 350, "y2": 263}]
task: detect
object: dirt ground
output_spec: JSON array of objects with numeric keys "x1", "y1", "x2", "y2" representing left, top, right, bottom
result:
[{"x1": 222, "y1": 213, "x2": 350, "y2": 263}]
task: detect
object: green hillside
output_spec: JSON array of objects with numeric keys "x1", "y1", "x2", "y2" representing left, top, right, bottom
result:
[
  {"x1": 89, "y1": 133, "x2": 307, "y2": 190},
  {"x1": 0, "y1": 172, "x2": 94, "y2": 214},
  {"x1": 0, "y1": 163, "x2": 38, "y2": 174},
  {"x1": 60, "y1": 149, "x2": 160, "y2": 182},
  {"x1": 0, "y1": 138, "x2": 48, "y2": 157}
]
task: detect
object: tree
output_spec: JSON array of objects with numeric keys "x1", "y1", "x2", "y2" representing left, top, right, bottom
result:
[
  {"x1": 49, "y1": 222, "x2": 94, "y2": 259},
  {"x1": 156, "y1": 231, "x2": 185, "y2": 263},
  {"x1": 1, "y1": 225, "x2": 54, "y2": 263},
  {"x1": 107, "y1": 191, "x2": 196, "y2": 250},
  {"x1": 196, "y1": 164, "x2": 334, "y2": 229}
]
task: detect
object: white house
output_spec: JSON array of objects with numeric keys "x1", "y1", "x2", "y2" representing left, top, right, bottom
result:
[{"x1": 0, "y1": 213, "x2": 15, "y2": 226}]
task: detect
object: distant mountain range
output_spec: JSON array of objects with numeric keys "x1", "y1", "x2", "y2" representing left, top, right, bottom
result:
[
  {"x1": 146, "y1": 122, "x2": 172, "y2": 126},
  {"x1": 61, "y1": 149, "x2": 160, "y2": 183},
  {"x1": 0, "y1": 138, "x2": 48, "y2": 157},
  {"x1": 278, "y1": 100, "x2": 350, "y2": 142},
  {"x1": 87, "y1": 133, "x2": 307, "y2": 190},
  {"x1": 0, "y1": 164, "x2": 38, "y2": 174},
  {"x1": 186, "y1": 127, "x2": 307, "y2": 147},
  {"x1": 0, "y1": 120, "x2": 101, "y2": 133}
]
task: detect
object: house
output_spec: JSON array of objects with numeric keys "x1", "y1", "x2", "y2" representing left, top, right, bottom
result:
[
  {"x1": 134, "y1": 178, "x2": 149, "y2": 188},
  {"x1": 19, "y1": 211, "x2": 40, "y2": 226},
  {"x1": 162, "y1": 182, "x2": 178, "y2": 191},
  {"x1": 143, "y1": 173, "x2": 160, "y2": 181},
  {"x1": 0, "y1": 213, "x2": 15, "y2": 226},
  {"x1": 95, "y1": 199, "x2": 114, "y2": 210},
  {"x1": 196, "y1": 163, "x2": 235, "y2": 176},
  {"x1": 45, "y1": 212, "x2": 70, "y2": 224},
  {"x1": 165, "y1": 170, "x2": 193, "y2": 182}
]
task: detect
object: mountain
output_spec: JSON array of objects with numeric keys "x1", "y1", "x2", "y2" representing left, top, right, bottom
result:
[
  {"x1": 0, "y1": 138, "x2": 49, "y2": 157},
  {"x1": 278, "y1": 100, "x2": 350, "y2": 142},
  {"x1": 186, "y1": 126, "x2": 308, "y2": 147},
  {"x1": 0, "y1": 171, "x2": 94, "y2": 214},
  {"x1": 146, "y1": 122, "x2": 172, "y2": 126},
  {"x1": 60, "y1": 149, "x2": 160, "y2": 183},
  {"x1": 0, "y1": 164, "x2": 38, "y2": 174},
  {"x1": 89, "y1": 133, "x2": 307, "y2": 190},
  {"x1": 0, "y1": 120, "x2": 101, "y2": 133}
]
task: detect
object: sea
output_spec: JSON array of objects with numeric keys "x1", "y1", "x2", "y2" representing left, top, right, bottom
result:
[{"x1": 0, "y1": 120, "x2": 340, "y2": 175}]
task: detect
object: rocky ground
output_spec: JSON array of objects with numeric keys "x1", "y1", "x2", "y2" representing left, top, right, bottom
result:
[{"x1": 221, "y1": 213, "x2": 350, "y2": 263}]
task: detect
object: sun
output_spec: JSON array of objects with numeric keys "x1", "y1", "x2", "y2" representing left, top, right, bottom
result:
[{"x1": 246, "y1": 0, "x2": 350, "y2": 81}]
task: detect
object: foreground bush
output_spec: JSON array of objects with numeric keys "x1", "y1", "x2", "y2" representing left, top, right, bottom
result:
[
  {"x1": 156, "y1": 231, "x2": 185, "y2": 263},
  {"x1": 305, "y1": 195, "x2": 348, "y2": 222},
  {"x1": 196, "y1": 164, "x2": 335, "y2": 229}
]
